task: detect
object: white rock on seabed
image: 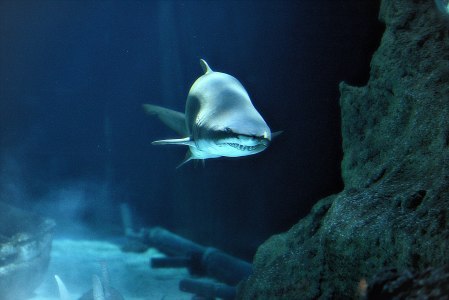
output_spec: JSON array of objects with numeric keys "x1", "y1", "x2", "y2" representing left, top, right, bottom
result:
[{"x1": 30, "y1": 239, "x2": 191, "y2": 300}]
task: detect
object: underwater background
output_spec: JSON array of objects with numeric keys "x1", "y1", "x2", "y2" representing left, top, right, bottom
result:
[
  {"x1": 0, "y1": 0, "x2": 382, "y2": 259},
  {"x1": 0, "y1": 1, "x2": 388, "y2": 298}
]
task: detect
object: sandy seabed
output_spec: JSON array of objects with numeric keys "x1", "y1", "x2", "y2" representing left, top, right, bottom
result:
[{"x1": 30, "y1": 239, "x2": 190, "y2": 300}]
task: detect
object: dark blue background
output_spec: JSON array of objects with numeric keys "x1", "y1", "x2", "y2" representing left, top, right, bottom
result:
[{"x1": 0, "y1": 0, "x2": 382, "y2": 259}]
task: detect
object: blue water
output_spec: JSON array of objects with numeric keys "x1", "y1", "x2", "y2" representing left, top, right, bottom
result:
[{"x1": 0, "y1": 0, "x2": 381, "y2": 288}]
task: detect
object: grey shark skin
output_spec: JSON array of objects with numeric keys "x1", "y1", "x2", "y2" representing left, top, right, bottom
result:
[{"x1": 144, "y1": 59, "x2": 277, "y2": 167}]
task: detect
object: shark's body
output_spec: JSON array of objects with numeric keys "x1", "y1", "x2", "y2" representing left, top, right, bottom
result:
[{"x1": 144, "y1": 59, "x2": 276, "y2": 167}]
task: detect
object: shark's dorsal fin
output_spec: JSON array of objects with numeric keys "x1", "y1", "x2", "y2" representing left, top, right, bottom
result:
[
  {"x1": 152, "y1": 137, "x2": 194, "y2": 146},
  {"x1": 100, "y1": 262, "x2": 111, "y2": 298},
  {"x1": 92, "y1": 275, "x2": 105, "y2": 300},
  {"x1": 54, "y1": 275, "x2": 71, "y2": 300},
  {"x1": 200, "y1": 59, "x2": 213, "y2": 74}
]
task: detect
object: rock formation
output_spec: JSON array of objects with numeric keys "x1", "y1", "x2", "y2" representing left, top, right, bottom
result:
[
  {"x1": 0, "y1": 202, "x2": 55, "y2": 300},
  {"x1": 366, "y1": 265, "x2": 449, "y2": 299},
  {"x1": 238, "y1": 0, "x2": 449, "y2": 298}
]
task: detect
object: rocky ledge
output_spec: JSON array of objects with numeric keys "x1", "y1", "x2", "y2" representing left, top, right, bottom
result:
[{"x1": 238, "y1": 0, "x2": 449, "y2": 298}]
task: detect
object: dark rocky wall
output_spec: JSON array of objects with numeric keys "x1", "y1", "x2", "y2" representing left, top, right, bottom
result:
[{"x1": 238, "y1": 0, "x2": 449, "y2": 298}]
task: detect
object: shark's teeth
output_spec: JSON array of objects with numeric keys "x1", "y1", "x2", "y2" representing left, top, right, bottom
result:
[{"x1": 226, "y1": 143, "x2": 259, "y2": 151}]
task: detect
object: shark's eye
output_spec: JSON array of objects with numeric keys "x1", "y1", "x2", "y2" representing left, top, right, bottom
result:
[{"x1": 224, "y1": 127, "x2": 233, "y2": 133}]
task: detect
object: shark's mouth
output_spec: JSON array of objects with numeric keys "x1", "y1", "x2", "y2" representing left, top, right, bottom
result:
[{"x1": 226, "y1": 143, "x2": 261, "y2": 151}]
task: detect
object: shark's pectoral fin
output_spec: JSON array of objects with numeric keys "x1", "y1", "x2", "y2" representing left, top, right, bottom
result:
[
  {"x1": 176, "y1": 150, "x2": 194, "y2": 169},
  {"x1": 142, "y1": 104, "x2": 188, "y2": 136},
  {"x1": 271, "y1": 131, "x2": 283, "y2": 139},
  {"x1": 151, "y1": 137, "x2": 195, "y2": 147},
  {"x1": 152, "y1": 137, "x2": 194, "y2": 146}
]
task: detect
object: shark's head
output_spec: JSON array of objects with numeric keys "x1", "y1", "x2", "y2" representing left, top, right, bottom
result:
[{"x1": 147, "y1": 59, "x2": 280, "y2": 166}]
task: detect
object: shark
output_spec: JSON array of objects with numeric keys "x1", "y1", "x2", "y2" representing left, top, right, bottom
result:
[{"x1": 143, "y1": 59, "x2": 280, "y2": 167}]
